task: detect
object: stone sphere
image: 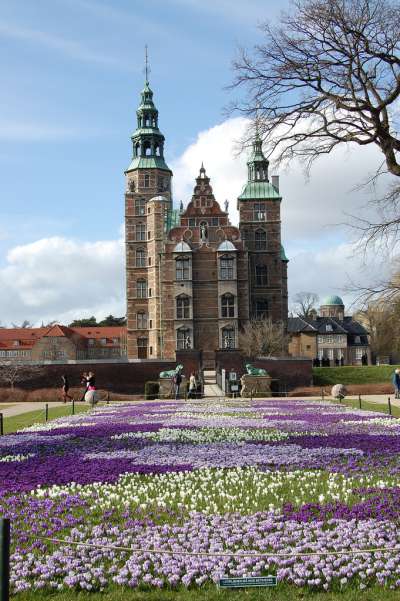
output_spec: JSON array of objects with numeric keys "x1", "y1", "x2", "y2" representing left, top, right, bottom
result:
[{"x1": 331, "y1": 384, "x2": 347, "y2": 399}]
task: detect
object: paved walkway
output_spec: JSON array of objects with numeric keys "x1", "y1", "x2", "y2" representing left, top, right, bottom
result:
[{"x1": 0, "y1": 401, "x2": 84, "y2": 418}]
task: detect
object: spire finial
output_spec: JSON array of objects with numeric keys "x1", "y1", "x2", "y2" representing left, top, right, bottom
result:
[{"x1": 144, "y1": 45, "x2": 150, "y2": 82}]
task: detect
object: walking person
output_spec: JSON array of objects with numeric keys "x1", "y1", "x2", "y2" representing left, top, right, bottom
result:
[
  {"x1": 85, "y1": 371, "x2": 98, "y2": 405},
  {"x1": 79, "y1": 372, "x2": 89, "y2": 402},
  {"x1": 392, "y1": 369, "x2": 400, "y2": 400},
  {"x1": 173, "y1": 369, "x2": 182, "y2": 400},
  {"x1": 188, "y1": 372, "x2": 196, "y2": 399},
  {"x1": 61, "y1": 374, "x2": 73, "y2": 404}
]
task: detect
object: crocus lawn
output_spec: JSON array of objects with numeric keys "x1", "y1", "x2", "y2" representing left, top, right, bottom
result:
[{"x1": 2, "y1": 399, "x2": 400, "y2": 598}]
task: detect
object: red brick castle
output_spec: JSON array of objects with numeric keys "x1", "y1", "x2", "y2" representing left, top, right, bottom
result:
[{"x1": 125, "y1": 78, "x2": 288, "y2": 364}]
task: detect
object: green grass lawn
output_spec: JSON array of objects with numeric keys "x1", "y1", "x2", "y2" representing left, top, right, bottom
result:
[
  {"x1": 0, "y1": 403, "x2": 15, "y2": 411},
  {"x1": 313, "y1": 365, "x2": 400, "y2": 386},
  {"x1": 13, "y1": 583, "x2": 400, "y2": 601},
  {"x1": 3, "y1": 404, "x2": 91, "y2": 434}
]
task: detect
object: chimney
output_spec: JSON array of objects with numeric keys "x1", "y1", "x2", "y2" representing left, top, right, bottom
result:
[{"x1": 271, "y1": 175, "x2": 279, "y2": 192}]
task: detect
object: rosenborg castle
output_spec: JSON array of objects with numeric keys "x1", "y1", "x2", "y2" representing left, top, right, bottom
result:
[
  {"x1": 124, "y1": 78, "x2": 289, "y2": 364},
  {"x1": 0, "y1": 77, "x2": 371, "y2": 368}
]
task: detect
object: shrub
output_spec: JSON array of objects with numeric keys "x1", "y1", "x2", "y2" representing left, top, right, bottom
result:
[{"x1": 144, "y1": 381, "x2": 159, "y2": 400}]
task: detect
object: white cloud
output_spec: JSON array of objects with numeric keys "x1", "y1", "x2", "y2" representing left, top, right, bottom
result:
[
  {"x1": 0, "y1": 237, "x2": 125, "y2": 325},
  {"x1": 0, "y1": 117, "x2": 395, "y2": 324},
  {"x1": 171, "y1": 116, "x2": 394, "y2": 307}
]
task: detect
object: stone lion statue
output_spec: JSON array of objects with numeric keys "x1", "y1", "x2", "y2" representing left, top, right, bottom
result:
[
  {"x1": 245, "y1": 363, "x2": 268, "y2": 376},
  {"x1": 331, "y1": 383, "x2": 347, "y2": 400},
  {"x1": 159, "y1": 364, "x2": 184, "y2": 379}
]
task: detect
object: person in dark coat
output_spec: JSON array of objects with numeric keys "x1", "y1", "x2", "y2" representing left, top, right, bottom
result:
[{"x1": 61, "y1": 374, "x2": 73, "y2": 403}]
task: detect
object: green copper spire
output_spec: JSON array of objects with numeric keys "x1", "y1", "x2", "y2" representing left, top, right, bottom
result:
[
  {"x1": 238, "y1": 134, "x2": 281, "y2": 201},
  {"x1": 126, "y1": 49, "x2": 171, "y2": 173}
]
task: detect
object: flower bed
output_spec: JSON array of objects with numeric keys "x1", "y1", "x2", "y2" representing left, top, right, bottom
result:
[{"x1": 2, "y1": 398, "x2": 400, "y2": 594}]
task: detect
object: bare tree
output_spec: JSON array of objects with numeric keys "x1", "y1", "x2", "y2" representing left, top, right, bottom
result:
[
  {"x1": 0, "y1": 361, "x2": 41, "y2": 390},
  {"x1": 293, "y1": 292, "x2": 319, "y2": 318},
  {"x1": 11, "y1": 320, "x2": 33, "y2": 329},
  {"x1": 230, "y1": 0, "x2": 400, "y2": 301},
  {"x1": 239, "y1": 319, "x2": 289, "y2": 358},
  {"x1": 355, "y1": 300, "x2": 400, "y2": 357},
  {"x1": 230, "y1": 0, "x2": 400, "y2": 176}
]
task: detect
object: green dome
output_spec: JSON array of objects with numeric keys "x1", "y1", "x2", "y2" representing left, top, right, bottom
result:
[{"x1": 322, "y1": 295, "x2": 344, "y2": 306}]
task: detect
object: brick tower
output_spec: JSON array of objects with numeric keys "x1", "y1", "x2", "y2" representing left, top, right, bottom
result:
[
  {"x1": 237, "y1": 136, "x2": 288, "y2": 325},
  {"x1": 125, "y1": 78, "x2": 172, "y2": 359}
]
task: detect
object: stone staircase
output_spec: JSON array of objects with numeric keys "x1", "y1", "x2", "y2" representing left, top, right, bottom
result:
[{"x1": 202, "y1": 369, "x2": 224, "y2": 398}]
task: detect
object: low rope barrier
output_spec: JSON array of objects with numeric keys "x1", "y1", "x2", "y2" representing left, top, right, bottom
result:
[{"x1": 33, "y1": 535, "x2": 400, "y2": 559}]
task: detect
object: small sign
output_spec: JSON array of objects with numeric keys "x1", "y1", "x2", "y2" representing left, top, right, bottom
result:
[
  {"x1": 219, "y1": 575, "x2": 277, "y2": 589},
  {"x1": 230, "y1": 384, "x2": 239, "y2": 392},
  {"x1": 229, "y1": 372, "x2": 237, "y2": 381}
]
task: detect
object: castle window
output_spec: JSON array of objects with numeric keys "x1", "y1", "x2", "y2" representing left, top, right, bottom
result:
[
  {"x1": 221, "y1": 294, "x2": 235, "y2": 318},
  {"x1": 176, "y1": 257, "x2": 190, "y2": 281},
  {"x1": 157, "y1": 176, "x2": 164, "y2": 191},
  {"x1": 137, "y1": 279, "x2": 147, "y2": 299},
  {"x1": 136, "y1": 248, "x2": 146, "y2": 268},
  {"x1": 189, "y1": 218, "x2": 196, "y2": 227},
  {"x1": 135, "y1": 142, "x2": 140, "y2": 156},
  {"x1": 255, "y1": 265, "x2": 268, "y2": 287},
  {"x1": 136, "y1": 223, "x2": 146, "y2": 241},
  {"x1": 212, "y1": 217, "x2": 219, "y2": 226},
  {"x1": 137, "y1": 337, "x2": 148, "y2": 359},
  {"x1": 220, "y1": 256, "x2": 234, "y2": 280},
  {"x1": 222, "y1": 327, "x2": 235, "y2": 349},
  {"x1": 135, "y1": 198, "x2": 145, "y2": 216},
  {"x1": 176, "y1": 295, "x2": 190, "y2": 319},
  {"x1": 255, "y1": 229, "x2": 267, "y2": 250},
  {"x1": 176, "y1": 328, "x2": 190, "y2": 350},
  {"x1": 254, "y1": 203, "x2": 266, "y2": 221},
  {"x1": 255, "y1": 299, "x2": 268, "y2": 320},
  {"x1": 137, "y1": 312, "x2": 147, "y2": 329},
  {"x1": 144, "y1": 173, "x2": 150, "y2": 187}
]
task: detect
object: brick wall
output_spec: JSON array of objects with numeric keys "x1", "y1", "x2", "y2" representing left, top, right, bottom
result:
[
  {"x1": 0, "y1": 361, "x2": 176, "y2": 395},
  {"x1": 215, "y1": 351, "x2": 312, "y2": 391}
]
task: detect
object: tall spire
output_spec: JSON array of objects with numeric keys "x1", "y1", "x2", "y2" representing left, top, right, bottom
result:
[
  {"x1": 144, "y1": 44, "x2": 150, "y2": 83},
  {"x1": 247, "y1": 123, "x2": 269, "y2": 183},
  {"x1": 125, "y1": 58, "x2": 171, "y2": 173}
]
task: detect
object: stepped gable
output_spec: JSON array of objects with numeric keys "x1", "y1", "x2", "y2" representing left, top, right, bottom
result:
[{"x1": 168, "y1": 165, "x2": 241, "y2": 246}]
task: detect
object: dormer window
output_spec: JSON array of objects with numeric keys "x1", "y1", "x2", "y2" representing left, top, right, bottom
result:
[
  {"x1": 326, "y1": 324, "x2": 333, "y2": 332},
  {"x1": 13, "y1": 340, "x2": 19, "y2": 347}
]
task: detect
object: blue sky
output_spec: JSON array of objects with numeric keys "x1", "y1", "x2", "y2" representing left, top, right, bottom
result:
[
  {"x1": 0, "y1": 0, "x2": 285, "y2": 246},
  {"x1": 0, "y1": 0, "x2": 390, "y2": 324}
]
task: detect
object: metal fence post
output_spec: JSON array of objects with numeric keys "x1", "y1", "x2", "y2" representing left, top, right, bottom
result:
[
  {"x1": 45, "y1": 404, "x2": 49, "y2": 422},
  {"x1": 72, "y1": 399, "x2": 75, "y2": 416},
  {"x1": 359, "y1": 394, "x2": 362, "y2": 410},
  {"x1": 321, "y1": 388, "x2": 324, "y2": 401},
  {"x1": 0, "y1": 415, "x2": 3, "y2": 436},
  {"x1": 107, "y1": 391, "x2": 110, "y2": 405},
  {"x1": 0, "y1": 518, "x2": 10, "y2": 601},
  {"x1": 388, "y1": 397, "x2": 392, "y2": 416}
]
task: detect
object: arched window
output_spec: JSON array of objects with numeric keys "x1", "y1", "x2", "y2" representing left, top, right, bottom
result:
[
  {"x1": 136, "y1": 279, "x2": 147, "y2": 299},
  {"x1": 136, "y1": 223, "x2": 146, "y2": 241},
  {"x1": 135, "y1": 142, "x2": 140, "y2": 156},
  {"x1": 144, "y1": 114, "x2": 150, "y2": 127},
  {"x1": 144, "y1": 174, "x2": 150, "y2": 188},
  {"x1": 255, "y1": 265, "x2": 268, "y2": 287},
  {"x1": 222, "y1": 327, "x2": 235, "y2": 349},
  {"x1": 136, "y1": 248, "x2": 146, "y2": 268},
  {"x1": 221, "y1": 294, "x2": 235, "y2": 318},
  {"x1": 137, "y1": 312, "x2": 147, "y2": 329},
  {"x1": 135, "y1": 198, "x2": 145, "y2": 216},
  {"x1": 255, "y1": 299, "x2": 268, "y2": 320},
  {"x1": 177, "y1": 328, "x2": 190, "y2": 350},
  {"x1": 219, "y1": 256, "x2": 234, "y2": 280},
  {"x1": 176, "y1": 295, "x2": 190, "y2": 319},
  {"x1": 176, "y1": 257, "x2": 190, "y2": 280},
  {"x1": 255, "y1": 229, "x2": 267, "y2": 250}
]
